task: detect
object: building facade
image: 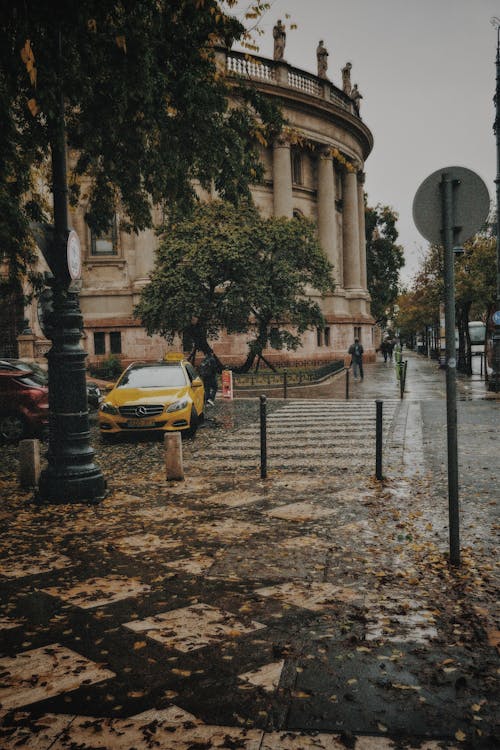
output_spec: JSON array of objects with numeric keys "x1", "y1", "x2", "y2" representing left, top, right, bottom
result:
[{"x1": 18, "y1": 45, "x2": 374, "y2": 368}]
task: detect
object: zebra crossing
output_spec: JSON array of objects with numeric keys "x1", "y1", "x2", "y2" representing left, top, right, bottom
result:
[{"x1": 201, "y1": 399, "x2": 400, "y2": 473}]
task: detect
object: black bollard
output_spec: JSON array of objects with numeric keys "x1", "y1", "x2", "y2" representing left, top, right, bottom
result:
[
  {"x1": 260, "y1": 394, "x2": 267, "y2": 479},
  {"x1": 283, "y1": 369, "x2": 288, "y2": 399},
  {"x1": 375, "y1": 399, "x2": 383, "y2": 480},
  {"x1": 345, "y1": 368, "x2": 350, "y2": 400}
]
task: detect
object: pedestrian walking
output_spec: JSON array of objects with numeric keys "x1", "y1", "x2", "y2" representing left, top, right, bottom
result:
[
  {"x1": 199, "y1": 349, "x2": 218, "y2": 405},
  {"x1": 380, "y1": 339, "x2": 390, "y2": 363},
  {"x1": 348, "y1": 338, "x2": 364, "y2": 381}
]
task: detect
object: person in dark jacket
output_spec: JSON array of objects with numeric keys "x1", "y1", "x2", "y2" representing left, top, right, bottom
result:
[
  {"x1": 348, "y1": 338, "x2": 364, "y2": 381},
  {"x1": 199, "y1": 350, "x2": 218, "y2": 405}
]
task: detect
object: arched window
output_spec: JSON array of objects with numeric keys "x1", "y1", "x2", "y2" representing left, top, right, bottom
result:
[{"x1": 293, "y1": 209, "x2": 304, "y2": 219}]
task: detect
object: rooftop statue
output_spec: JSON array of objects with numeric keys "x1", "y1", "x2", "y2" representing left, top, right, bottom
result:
[
  {"x1": 316, "y1": 40, "x2": 329, "y2": 79},
  {"x1": 341, "y1": 62, "x2": 352, "y2": 95},
  {"x1": 273, "y1": 20, "x2": 286, "y2": 61},
  {"x1": 351, "y1": 83, "x2": 362, "y2": 113}
]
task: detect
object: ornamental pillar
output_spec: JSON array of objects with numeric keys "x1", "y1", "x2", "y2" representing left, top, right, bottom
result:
[
  {"x1": 358, "y1": 172, "x2": 368, "y2": 291},
  {"x1": 342, "y1": 170, "x2": 361, "y2": 289},
  {"x1": 317, "y1": 149, "x2": 340, "y2": 280},
  {"x1": 272, "y1": 138, "x2": 293, "y2": 218}
]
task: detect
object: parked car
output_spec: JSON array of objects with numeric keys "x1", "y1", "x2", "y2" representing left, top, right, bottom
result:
[
  {"x1": 0, "y1": 366, "x2": 49, "y2": 442},
  {"x1": 98, "y1": 355, "x2": 204, "y2": 441},
  {"x1": 0, "y1": 359, "x2": 101, "y2": 409}
]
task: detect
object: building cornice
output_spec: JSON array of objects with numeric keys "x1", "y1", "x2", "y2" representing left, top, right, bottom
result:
[{"x1": 222, "y1": 49, "x2": 374, "y2": 161}]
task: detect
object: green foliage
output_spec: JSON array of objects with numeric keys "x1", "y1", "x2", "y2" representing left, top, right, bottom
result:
[
  {"x1": 0, "y1": 0, "x2": 283, "y2": 293},
  {"x1": 365, "y1": 204, "x2": 405, "y2": 325},
  {"x1": 89, "y1": 354, "x2": 123, "y2": 380},
  {"x1": 134, "y1": 200, "x2": 335, "y2": 369}
]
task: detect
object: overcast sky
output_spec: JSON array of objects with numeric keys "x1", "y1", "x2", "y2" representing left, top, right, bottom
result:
[{"x1": 232, "y1": 0, "x2": 498, "y2": 284}]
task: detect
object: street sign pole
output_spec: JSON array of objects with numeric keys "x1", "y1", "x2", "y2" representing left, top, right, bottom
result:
[
  {"x1": 440, "y1": 173, "x2": 460, "y2": 566},
  {"x1": 414, "y1": 165, "x2": 489, "y2": 569}
]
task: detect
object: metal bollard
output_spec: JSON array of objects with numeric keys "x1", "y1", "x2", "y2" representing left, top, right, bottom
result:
[
  {"x1": 283, "y1": 369, "x2": 288, "y2": 399},
  {"x1": 260, "y1": 394, "x2": 267, "y2": 479},
  {"x1": 375, "y1": 400, "x2": 383, "y2": 480},
  {"x1": 345, "y1": 368, "x2": 350, "y2": 400},
  {"x1": 165, "y1": 432, "x2": 184, "y2": 481},
  {"x1": 19, "y1": 439, "x2": 41, "y2": 489}
]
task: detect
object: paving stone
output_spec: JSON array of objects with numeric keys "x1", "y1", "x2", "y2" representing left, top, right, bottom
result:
[
  {"x1": 42, "y1": 575, "x2": 151, "y2": 609},
  {"x1": 255, "y1": 581, "x2": 364, "y2": 611},
  {"x1": 0, "y1": 644, "x2": 115, "y2": 709},
  {"x1": 123, "y1": 603, "x2": 266, "y2": 652},
  {"x1": 0, "y1": 551, "x2": 73, "y2": 579},
  {"x1": 238, "y1": 660, "x2": 284, "y2": 691}
]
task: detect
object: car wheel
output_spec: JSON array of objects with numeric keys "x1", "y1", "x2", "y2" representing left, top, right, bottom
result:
[
  {"x1": 0, "y1": 414, "x2": 26, "y2": 443},
  {"x1": 184, "y1": 406, "x2": 199, "y2": 438}
]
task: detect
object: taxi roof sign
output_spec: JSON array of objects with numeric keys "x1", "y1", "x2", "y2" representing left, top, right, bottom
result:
[{"x1": 163, "y1": 352, "x2": 184, "y2": 362}]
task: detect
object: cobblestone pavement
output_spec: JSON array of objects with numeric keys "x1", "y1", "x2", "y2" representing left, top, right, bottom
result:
[{"x1": 0, "y1": 353, "x2": 498, "y2": 749}]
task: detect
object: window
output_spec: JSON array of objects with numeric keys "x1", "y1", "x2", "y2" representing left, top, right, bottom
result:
[
  {"x1": 292, "y1": 151, "x2": 303, "y2": 186},
  {"x1": 317, "y1": 328, "x2": 323, "y2": 347},
  {"x1": 354, "y1": 326, "x2": 361, "y2": 342},
  {"x1": 94, "y1": 332, "x2": 105, "y2": 355},
  {"x1": 110, "y1": 331, "x2": 122, "y2": 354},
  {"x1": 324, "y1": 326, "x2": 331, "y2": 346},
  {"x1": 90, "y1": 215, "x2": 118, "y2": 256}
]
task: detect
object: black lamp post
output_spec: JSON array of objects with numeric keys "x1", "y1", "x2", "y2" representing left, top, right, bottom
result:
[
  {"x1": 489, "y1": 17, "x2": 500, "y2": 392},
  {"x1": 36, "y1": 30, "x2": 106, "y2": 503}
]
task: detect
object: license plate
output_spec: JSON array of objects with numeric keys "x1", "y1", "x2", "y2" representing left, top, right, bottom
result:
[{"x1": 126, "y1": 418, "x2": 155, "y2": 428}]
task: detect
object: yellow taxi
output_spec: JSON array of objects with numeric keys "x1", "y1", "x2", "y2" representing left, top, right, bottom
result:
[{"x1": 98, "y1": 354, "x2": 205, "y2": 440}]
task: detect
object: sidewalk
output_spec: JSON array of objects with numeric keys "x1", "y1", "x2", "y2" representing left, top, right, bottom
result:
[{"x1": 0, "y1": 353, "x2": 498, "y2": 749}]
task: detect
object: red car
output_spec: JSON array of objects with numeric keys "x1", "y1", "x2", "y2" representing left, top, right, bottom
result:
[{"x1": 0, "y1": 365, "x2": 49, "y2": 442}]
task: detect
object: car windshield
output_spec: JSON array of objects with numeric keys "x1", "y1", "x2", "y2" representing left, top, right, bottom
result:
[{"x1": 117, "y1": 365, "x2": 187, "y2": 389}]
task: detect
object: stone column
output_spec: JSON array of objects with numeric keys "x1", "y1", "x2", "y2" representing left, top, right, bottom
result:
[
  {"x1": 342, "y1": 170, "x2": 361, "y2": 289},
  {"x1": 317, "y1": 149, "x2": 339, "y2": 279},
  {"x1": 358, "y1": 172, "x2": 368, "y2": 291},
  {"x1": 272, "y1": 138, "x2": 293, "y2": 218}
]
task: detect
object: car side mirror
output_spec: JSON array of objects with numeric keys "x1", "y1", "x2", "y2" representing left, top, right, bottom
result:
[{"x1": 192, "y1": 377, "x2": 203, "y2": 387}]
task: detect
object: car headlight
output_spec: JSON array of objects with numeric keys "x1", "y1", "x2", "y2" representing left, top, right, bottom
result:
[
  {"x1": 166, "y1": 397, "x2": 190, "y2": 413},
  {"x1": 100, "y1": 402, "x2": 119, "y2": 415}
]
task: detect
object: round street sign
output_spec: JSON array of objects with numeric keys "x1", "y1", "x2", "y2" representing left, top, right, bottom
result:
[
  {"x1": 493, "y1": 310, "x2": 500, "y2": 325},
  {"x1": 67, "y1": 230, "x2": 82, "y2": 280},
  {"x1": 413, "y1": 166, "x2": 490, "y2": 246}
]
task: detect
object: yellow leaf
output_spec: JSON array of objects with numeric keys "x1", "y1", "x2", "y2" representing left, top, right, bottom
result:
[
  {"x1": 87, "y1": 19, "x2": 97, "y2": 33},
  {"x1": 347, "y1": 678, "x2": 358, "y2": 685},
  {"x1": 471, "y1": 703, "x2": 481, "y2": 712},
  {"x1": 27, "y1": 98, "x2": 39, "y2": 116},
  {"x1": 20, "y1": 40, "x2": 35, "y2": 67},
  {"x1": 378, "y1": 723, "x2": 388, "y2": 732},
  {"x1": 115, "y1": 35, "x2": 127, "y2": 53},
  {"x1": 171, "y1": 668, "x2": 192, "y2": 677},
  {"x1": 455, "y1": 729, "x2": 466, "y2": 741},
  {"x1": 127, "y1": 690, "x2": 145, "y2": 698},
  {"x1": 133, "y1": 641, "x2": 147, "y2": 650},
  {"x1": 292, "y1": 690, "x2": 310, "y2": 698}
]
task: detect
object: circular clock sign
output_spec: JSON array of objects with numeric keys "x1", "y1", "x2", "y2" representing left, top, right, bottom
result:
[{"x1": 67, "y1": 230, "x2": 82, "y2": 280}]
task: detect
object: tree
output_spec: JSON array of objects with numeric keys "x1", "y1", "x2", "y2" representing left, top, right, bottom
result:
[
  {"x1": 365, "y1": 204, "x2": 405, "y2": 325},
  {"x1": 0, "y1": 0, "x2": 282, "y2": 288},
  {"x1": 455, "y1": 235, "x2": 496, "y2": 373},
  {"x1": 135, "y1": 201, "x2": 335, "y2": 370}
]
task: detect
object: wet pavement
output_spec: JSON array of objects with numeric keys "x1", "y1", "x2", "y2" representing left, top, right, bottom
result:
[{"x1": 0, "y1": 352, "x2": 498, "y2": 749}]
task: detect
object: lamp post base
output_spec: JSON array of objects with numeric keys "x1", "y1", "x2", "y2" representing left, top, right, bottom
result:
[{"x1": 36, "y1": 286, "x2": 106, "y2": 504}]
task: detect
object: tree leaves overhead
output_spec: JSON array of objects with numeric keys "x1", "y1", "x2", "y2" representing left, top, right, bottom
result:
[
  {"x1": 134, "y1": 200, "x2": 335, "y2": 369},
  {"x1": 0, "y1": 0, "x2": 283, "y2": 286}
]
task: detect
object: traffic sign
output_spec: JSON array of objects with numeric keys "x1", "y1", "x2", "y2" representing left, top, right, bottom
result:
[{"x1": 413, "y1": 166, "x2": 490, "y2": 246}]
